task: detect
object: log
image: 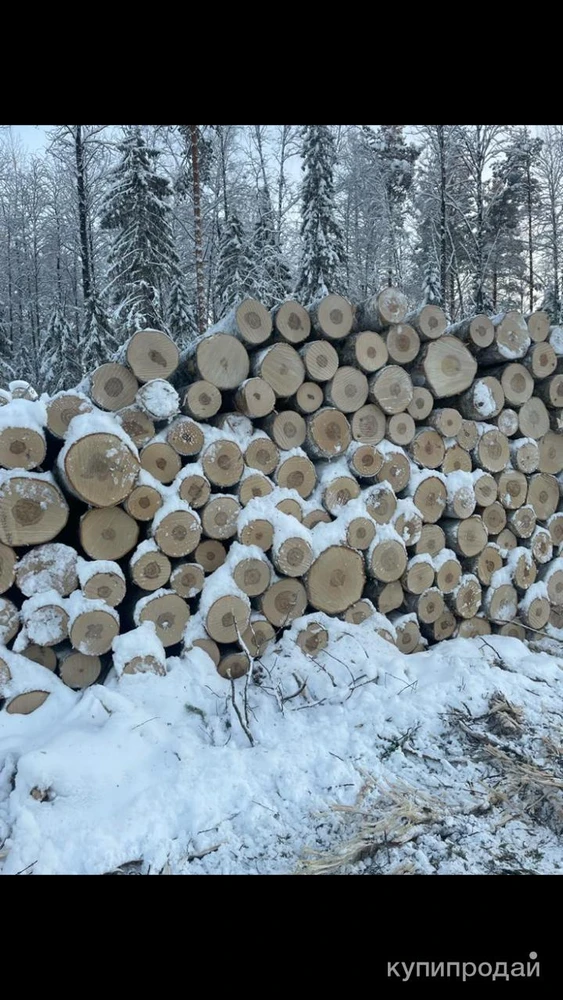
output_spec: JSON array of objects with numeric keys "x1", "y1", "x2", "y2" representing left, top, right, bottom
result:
[
  {"x1": 273, "y1": 301, "x2": 311, "y2": 345},
  {"x1": 276, "y1": 453, "x2": 317, "y2": 498},
  {"x1": 520, "y1": 589, "x2": 550, "y2": 630},
  {"x1": 126, "y1": 329, "x2": 180, "y2": 383},
  {"x1": 182, "y1": 381, "x2": 222, "y2": 421},
  {"x1": 541, "y1": 561, "x2": 563, "y2": 606},
  {"x1": 482, "y1": 502, "x2": 507, "y2": 536},
  {"x1": 310, "y1": 294, "x2": 354, "y2": 340},
  {"x1": 547, "y1": 513, "x2": 563, "y2": 548},
  {"x1": 125, "y1": 482, "x2": 164, "y2": 521},
  {"x1": 260, "y1": 579, "x2": 307, "y2": 628},
  {"x1": 135, "y1": 591, "x2": 191, "y2": 648},
  {"x1": 166, "y1": 418, "x2": 205, "y2": 457},
  {"x1": 238, "y1": 472, "x2": 274, "y2": 507},
  {"x1": 344, "y1": 599, "x2": 376, "y2": 626},
  {"x1": 130, "y1": 541, "x2": 172, "y2": 592},
  {"x1": 495, "y1": 408, "x2": 519, "y2": 437},
  {"x1": 152, "y1": 503, "x2": 201, "y2": 559},
  {"x1": 325, "y1": 367, "x2": 369, "y2": 413},
  {"x1": 20, "y1": 645, "x2": 57, "y2": 670},
  {"x1": 497, "y1": 528, "x2": 518, "y2": 551},
  {"x1": 417, "y1": 337, "x2": 477, "y2": 398},
  {"x1": 117, "y1": 407, "x2": 156, "y2": 448},
  {"x1": 0, "y1": 473, "x2": 69, "y2": 547},
  {"x1": 235, "y1": 377, "x2": 277, "y2": 420},
  {"x1": 377, "y1": 581, "x2": 404, "y2": 615},
  {"x1": 192, "y1": 334, "x2": 250, "y2": 390},
  {"x1": 0, "y1": 542, "x2": 16, "y2": 595},
  {"x1": 294, "y1": 382, "x2": 324, "y2": 415},
  {"x1": 409, "y1": 429, "x2": 445, "y2": 469},
  {"x1": 0, "y1": 409, "x2": 46, "y2": 471},
  {"x1": 425, "y1": 611, "x2": 456, "y2": 642},
  {"x1": 10, "y1": 381, "x2": 38, "y2": 401},
  {"x1": 509, "y1": 438, "x2": 540, "y2": 474},
  {"x1": 535, "y1": 374, "x2": 563, "y2": 408},
  {"x1": 394, "y1": 501, "x2": 423, "y2": 548},
  {"x1": 428, "y1": 408, "x2": 463, "y2": 438},
  {"x1": 239, "y1": 616, "x2": 276, "y2": 658},
  {"x1": 409, "y1": 475, "x2": 447, "y2": 525},
  {"x1": 468, "y1": 544, "x2": 503, "y2": 586},
  {"x1": 351, "y1": 404, "x2": 386, "y2": 445},
  {"x1": 407, "y1": 305, "x2": 447, "y2": 341},
  {"x1": 473, "y1": 428, "x2": 510, "y2": 473},
  {"x1": 215, "y1": 299, "x2": 273, "y2": 346},
  {"x1": 365, "y1": 482, "x2": 397, "y2": 524},
  {"x1": 387, "y1": 413, "x2": 416, "y2": 446},
  {"x1": 348, "y1": 444, "x2": 383, "y2": 479},
  {"x1": 444, "y1": 474, "x2": 476, "y2": 519},
  {"x1": 369, "y1": 366, "x2": 413, "y2": 415},
  {"x1": 377, "y1": 447, "x2": 411, "y2": 492},
  {"x1": 518, "y1": 397, "x2": 550, "y2": 439},
  {"x1": 446, "y1": 315, "x2": 494, "y2": 351},
  {"x1": 456, "y1": 419, "x2": 479, "y2": 452},
  {"x1": 170, "y1": 563, "x2": 205, "y2": 600},
  {"x1": 136, "y1": 380, "x2": 179, "y2": 422},
  {"x1": 443, "y1": 517, "x2": 488, "y2": 557},
  {"x1": 538, "y1": 431, "x2": 563, "y2": 474},
  {"x1": 264, "y1": 411, "x2": 306, "y2": 451},
  {"x1": 77, "y1": 561, "x2": 126, "y2": 608},
  {"x1": 217, "y1": 651, "x2": 250, "y2": 679},
  {"x1": 232, "y1": 555, "x2": 272, "y2": 598},
  {"x1": 307, "y1": 545, "x2": 365, "y2": 614},
  {"x1": 245, "y1": 436, "x2": 280, "y2": 476},
  {"x1": 300, "y1": 340, "x2": 339, "y2": 382},
  {"x1": 90, "y1": 363, "x2": 139, "y2": 411},
  {"x1": 402, "y1": 556, "x2": 435, "y2": 595},
  {"x1": 385, "y1": 324, "x2": 420, "y2": 364},
  {"x1": 15, "y1": 543, "x2": 77, "y2": 597},
  {"x1": 507, "y1": 505, "x2": 536, "y2": 540},
  {"x1": 490, "y1": 363, "x2": 534, "y2": 406},
  {"x1": 201, "y1": 496, "x2": 241, "y2": 540},
  {"x1": 202, "y1": 439, "x2": 244, "y2": 488},
  {"x1": 276, "y1": 498, "x2": 303, "y2": 520},
  {"x1": 527, "y1": 310, "x2": 551, "y2": 343},
  {"x1": 526, "y1": 527, "x2": 553, "y2": 565},
  {"x1": 408, "y1": 387, "x2": 434, "y2": 422},
  {"x1": 238, "y1": 518, "x2": 274, "y2": 553},
  {"x1": 368, "y1": 537, "x2": 408, "y2": 584},
  {"x1": 6, "y1": 691, "x2": 51, "y2": 715},
  {"x1": 392, "y1": 615, "x2": 421, "y2": 655},
  {"x1": 59, "y1": 649, "x2": 102, "y2": 689},
  {"x1": 272, "y1": 530, "x2": 314, "y2": 578},
  {"x1": 404, "y1": 588, "x2": 445, "y2": 624},
  {"x1": 415, "y1": 524, "x2": 446, "y2": 557},
  {"x1": 80, "y1": 507, "x2": 139, "y2": 561},
  {"x1": 527, "y1": 473, "x2": 559, "y2": 520},
  {"x1": 61, "y1": 428, "x2": 139, "y2": 507},
  {"x1": 524, "y1": 343, "x2": 557, "y2": 380},
  {"x1": 46, "y1": 392, "x2": 93, "y2": 439},
  {"x1": 322, "y1": 476, "x2": 361, "y2": 516},
  {"x1": 0, "y1": 597, "x2": 20, "y2": 644},
  {"x1": 346, "y1": 517, "x2": 376, "y2": 551},
  {"x1": 457, "y1": 617, "x2": 492, "y2": 638},
  {"x1": 306, "y1": 409, "x2": 351, "y2": 460},
  {"x1": 340, "y1": 331, "x2": 388, "y2": 373},
  {"x1": 497, "y1": 470, "x2": 528, "y2": 510},
  {"x1": 140, "y1": 441, "x2": 182, "y2": 484},
  {"x1": 296, "y1": 621, "x2": 329, "y2": 656},
  {"x1": 254, "y1": 344, "x2": 305, "y2": 397},
  {"x1": 446, "y1": 574, "x2": 482, "y2": 619},
  {"x1": 355, "y1": 287, "x2": 408, "y2": 331},
  {"x1": 441, "y1": 443, "x2": 472, "y2": 474},
  {"x1": 195, "y1": 540, "x2": 227, "y2": 574},
  {"x1": 479, "y1": 312, "x2": 530, "y2": 364},
  {"x1": 511, "y1": 549, "x2": 537, "y2": 592},
  {"x1": 114, "y1": 623, "x2": 167, "y2": 677},
  {"x1": 458, "y1": 377, "x2": 505, "y2": 420},
  {"x1": 302, "y1": 509, "x2": 332, "y2": 529},
  {"x1": 483, "y1": 583, "x2": 518, "y2": 624},
  {"x1": 19, "y1": 592, "x2": 67, "y2": 647},
  {"x1": 433, "y1": 551, "x2": 462, "y2": 593}
]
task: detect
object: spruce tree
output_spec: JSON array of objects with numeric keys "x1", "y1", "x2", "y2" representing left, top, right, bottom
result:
[
  {"x1": 542, "y1": 283, "x2": 561, "y2": 324},
  {"x1": 167, "y1": 274, "x2": 199, "y2": 349},
  {"x1": 0, "y1": 303, "x2": 14, "y2": 385},
  {"x1": 81, "y1": 295, "x2": 116, "y2": 373},
  {"x1": 215, "y1": 214, "x2": 250, "y2": 317},
  {"x1": 249, "y1": 188, "x2": 292, "y2": 308},
  {"x1": 296, "y1": 125, "x2": 345, "y2": 304},
  {"x1": 101, "y1": 128, "x2": 180, "y2": 341},
  {"x1": 40, "y1": 307, "x2": 81, "y2": 393},
  {"x1": 422, "y1": 264, "x2": 442, "y2": 306}
]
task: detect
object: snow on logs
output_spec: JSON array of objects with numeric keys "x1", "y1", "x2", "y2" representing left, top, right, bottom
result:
[{"x1": 2, "y1": 296, "x2": 563, "y2": 711}]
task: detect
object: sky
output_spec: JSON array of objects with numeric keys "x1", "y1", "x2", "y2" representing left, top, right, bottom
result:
[{"x1": 4, "y1": 125, "x2": 50, "y2": 150}]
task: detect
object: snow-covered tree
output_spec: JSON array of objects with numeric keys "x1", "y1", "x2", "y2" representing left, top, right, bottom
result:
[
  {"x1": 0, "y1": 301, "x2": 13, "y2": 384},
  {"x1": 40, "y1": 306, "x2": 81, "y2": 392},
  {"x1": 100, "y1": 128, "x2": 180, "y2": 341},
  {"x1": 249, "y1": 188, "x2": 292, "y2": 308},
  {"x1": 422, "y1": 264, "x2": 442, "y2": 306},
  {"x1": 167, "y1": 274, "x2": 199, "y2": 349},
  {"x1": 215, "y1": 214, "x2": 250, "y2": 317},
  {"x1": 542, "y1": 282, "x2": 561, "y2": 323},
  {"x1": 80, "y1": 294, "x2": 116, "y2": 373},
  {"x1": 296, "y1": 125, "x2": 345, "y2": 303}
]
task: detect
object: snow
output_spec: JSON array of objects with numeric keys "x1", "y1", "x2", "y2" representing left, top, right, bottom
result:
[
  {"x1": 549, "y1": 326, "x2": 563, "y2": 356},
  {"x1": 16, "y1": 590, "x2": 66, "y2": 648},
  {"x1": 3, "y1": 628, "x2": 563, "y2": 875},
  {"x1": 112, "y1": 623, "x2": 166, "y2": 677},
  {"x1": 472, "y1": 379, "x2": 497, "y2": 417},
  {"x1": 16, "y1": 545, "x2": 77, "y2": 598},
  {"x1": 60, "y1": 410, "x2": 139, "y2": 457},
  {"x1": 151, "y1": 497, "x2": 200, "y2": 533},
  {"x1": 77, "y1": 559, "x2": 125, "y2": 588},
  {"x1": 137, "y1": 380, "x2": 179, "y2": 420},
  {"x1": 0, "y1": 398, "x2": 47, "y2": 434}
]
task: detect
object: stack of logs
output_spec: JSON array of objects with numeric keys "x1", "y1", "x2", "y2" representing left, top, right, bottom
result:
[{"x1": 2, "y1": 288, "x2": 563, "y2": 714}]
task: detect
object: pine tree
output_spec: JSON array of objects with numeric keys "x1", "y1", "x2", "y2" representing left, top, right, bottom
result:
[
  {"x1": 167, "y1": 274, "x2": 199, "y2": 349},
  {"x1": 81, "y1": 295, "x2": 116, "y2": 373},
  {"x1": 249, "y1": 188, "x2": 292, "y2": 308},
  {"x1": 422, "y1": 264, "x2": 442, "y2": 306},
  {"x1": 101, "y1": 128, "x2": 180, "y2": 341},
  {"x1": 215, "y1": 214, "x2": 250, "y2": 317},
  {"x1": 40, "y1": 306, "x2": 81, "y2": 393},
  {"x1": 295, "y1": 125, "x2": 345, "y2": 304}
]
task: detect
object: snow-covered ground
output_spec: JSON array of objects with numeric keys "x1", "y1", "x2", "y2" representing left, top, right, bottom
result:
[{"x1": 1, "y1": 620, "x2": 563, "y2": 876}]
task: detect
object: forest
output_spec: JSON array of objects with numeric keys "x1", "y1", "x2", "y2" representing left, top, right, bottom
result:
[{"x1": 0, "y1": 125, "x2": 562, "y2": 394}]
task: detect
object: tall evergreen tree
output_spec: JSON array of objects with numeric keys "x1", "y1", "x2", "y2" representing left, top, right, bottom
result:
[
  {"x1": 542, "y1": 282, "x2": 561, "y2": 323},
  {"x1": 167, "y1": 274, "x2": 199, "y2": 349},
  {"x1": 422, "y1": 263, "x2": 442, "y2": 306},
  {"x1": 296, "y1": 125, "x2": 345, "y2": 303},
  {"x1": 249, "y1": 188, "x2": 292, "y2": 308},
  {"x1": 100, "y1": 128, "x2": 180, "y2": 341},
  {"x1": 215, "y1": 214, "x2": 250, "y2": 317},
  {"x1": 0, "y1": 301, "x2": 13, "y2": 384},
  {"x1": 80, "y1": 294, "x2": 116, "y2": 373},
  {"x1": 40, "y1": 306, "x2": 81, "y2": 392}
]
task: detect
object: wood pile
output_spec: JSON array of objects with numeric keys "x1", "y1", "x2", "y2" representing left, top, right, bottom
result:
[{"x1": 1, "y1": 292, "x2": 563, "y2": 713}]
